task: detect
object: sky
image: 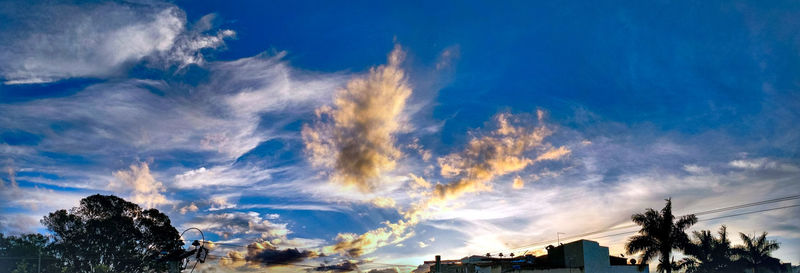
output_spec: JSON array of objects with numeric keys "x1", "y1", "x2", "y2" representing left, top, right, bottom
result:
[{"x1": 0, "y1": 0, "x2": 799, "y2": 272}]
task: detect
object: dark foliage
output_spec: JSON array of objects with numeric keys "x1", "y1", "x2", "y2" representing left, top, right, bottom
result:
[
  {"x1": 40, "y1": 194, "x2": 183, "y2": 273},
  {"x1": 735, "y1": 232, "x2": 786, "y2": 273},
  {"x1": 0, "y1": 233, "x2": 62, "y2": 273},
  {"x1": 679, "y1": 225, "x2": 740, "y2": 273},
  {"x1": 625, "y1": 198, "x2": 697, "y2": 273}
]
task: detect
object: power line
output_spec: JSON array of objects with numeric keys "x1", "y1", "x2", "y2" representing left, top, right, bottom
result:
[
  {"x1": 182, "y1": 194, "x2": 800, "y2": 268},
  {"x1": 691, "y1": 195, "x2": 800, "y2": 216},
  {"x1": 487, "y1": 195, "x2": 798, "y2": 255},
  {"x1": 697, "y1": 203, "x2": 800, "y2": 222},
  {"x1": 504, "y1": 199, "x2": 800, "y2": 254},
  {"x1": 575, "y1": 203, "x2": 800, "y2": 247}
]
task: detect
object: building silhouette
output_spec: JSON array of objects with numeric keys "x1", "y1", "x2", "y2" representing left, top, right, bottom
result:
[{"x1": 424, "y1": 239, "x2": 648, "y2": 273}]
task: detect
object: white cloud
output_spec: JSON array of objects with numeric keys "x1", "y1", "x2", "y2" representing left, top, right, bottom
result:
[
  {"x1": 110, "y1": 162, "x2": 170, "y2": 208},
  {"x1": 0, "y1": 51, "x2": 346, "y2": 193},
  {"x1": 238, "y1": 203, "x2": 351, "y2": 213},
  {"x1": 173, "y1": 165, "x2": 274, "y2": 189},
  {"x1": 185, "y1": 211, "x2": 290, "y2": 239},
  {"x1": 683, "y1": 164, "x2": 711, "y2": 174},
  {"x1": 0, "y1": 169, "x2": 85, "y2": 234},
  {"x1": 729, "y1": 158, "x2": 800, "y2": 172},
  {"x1": 0, "y1": 1, "x2": 234, "y2": 84}
]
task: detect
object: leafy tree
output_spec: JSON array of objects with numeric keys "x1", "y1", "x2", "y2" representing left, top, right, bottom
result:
[
  {"x1": 41, "y1": 194, "x2": 183, "y2": 273},
  {"x1": 679, "y1": 225, "x2": 739, "y2": 273},
  {"x1": 0, "y1": 233, "x2": 62, "y2": 273},
  {"x1": 735, "y1": 232, "x2": 785, "y2": 273},
  {"x1": 625, "y1": 198, "x2": 698, "y2": 273}
]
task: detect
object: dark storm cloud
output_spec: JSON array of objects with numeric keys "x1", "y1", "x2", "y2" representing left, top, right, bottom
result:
[
  {"x1": 245, "y1": 242, "x2": 317, "y2": 266},
  {"x1": 312, "y1": 261, "x2": 359, "y2": 272}
]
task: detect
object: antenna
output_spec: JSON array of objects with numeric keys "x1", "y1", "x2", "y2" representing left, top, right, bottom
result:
[{"x1": 557, "y1": 232, "x2": 566, "y2": 245}]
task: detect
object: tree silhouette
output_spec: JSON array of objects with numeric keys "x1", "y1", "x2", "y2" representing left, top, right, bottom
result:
[
  {"x1": 40, "y1": 194, "x2": 183, "y2": 273},
  {"x1": 0, "y1": 233, "x2": 62, "y2": 273},
  {"x1": 625, "y1": 198, "x2": 697, "y2": 273},
  {"x1": 735, "y1": 232, "x2": 784, "y2": 273},
  {"x1": 679, "y1": 225, "x2": 738, "y2": 273}
]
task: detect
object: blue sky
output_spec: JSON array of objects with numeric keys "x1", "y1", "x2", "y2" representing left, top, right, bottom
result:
[{"x1": 1, "y1": 1, "x2": 799, "y2": 272}]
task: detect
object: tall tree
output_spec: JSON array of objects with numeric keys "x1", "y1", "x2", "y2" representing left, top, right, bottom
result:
[
  {"x1": 679, "y1": 225, "x2": 739, "y2": 273},
  {"x1": 735, "y1": 232, "x2": 784, "y2": 273},
  {"x1": 41, "y1": 194, "x2": 183, "y2": 273},
  {"x1": 625, "y1": 198, "x2": 698, "y2": 273}
]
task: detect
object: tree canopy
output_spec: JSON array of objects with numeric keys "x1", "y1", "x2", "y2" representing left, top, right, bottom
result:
[
  {"x1": 679, "y1": 225, "x2": 738, "y2": 273},
  {"x1": 735, "y1": 232, "x2": 785, "y2": 273},
  {"x1": 40, "y1": 194, "x2": 183, "y2": 273}
]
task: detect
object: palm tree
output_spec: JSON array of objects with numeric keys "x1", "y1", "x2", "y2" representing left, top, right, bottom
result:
[
  {"x1": 679, "y1": 225, "x2": 737, "y2": 273},
  {"x1": 625, "y1": 198, "x2": 698, "y2": 273},
  {"x1": 735, "y1": 232, "x2": 784, "y2": 273}
]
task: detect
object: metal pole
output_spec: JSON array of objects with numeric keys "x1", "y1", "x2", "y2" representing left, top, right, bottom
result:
[{"x1": 38, "y1": 247, "x2": 41, "y2": 273}]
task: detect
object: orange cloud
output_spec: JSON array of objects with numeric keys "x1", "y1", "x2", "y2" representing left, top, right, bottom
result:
[
  {"x1": 512, "y1": 176, "x2": 525, "y2": 189},
  {"x1": 325, "y1": 112, "x2": 570, "y2": 258},
  {"x1": 535, "y1": 146, "x2": 571, "y2": 162},
  {"x1": 405, "y1": 112, "x2": 569, "y2": 223},
  {"x1": 324, "y1": 219, "x2": 416, "y2": 257},
  {"x1": 110, "y1": 162, "x2": 169, "y2": 208},
  {"x1": 302, "y1": 45, "x2": 412, "y2": 193}
]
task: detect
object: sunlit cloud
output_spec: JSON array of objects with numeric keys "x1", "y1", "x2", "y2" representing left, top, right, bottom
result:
[
  {"x1": 303, "y1": 45, "x2": 412, "y2": 193},
  {"x1": 179, "y1": 202, "x2": 199, "y2": 214},
  {"x1": 326, "y1": 220, "x2": 415, "y2": 257},
  {"x1": 405, "y1": 112, "x2": 570, "y2": 222},
  {"x1": 110, "y1": 162, "x2": 170, "y2": 208},
  {"x1": 324, "y1": 111, "x2": 571, "y2": 259}
]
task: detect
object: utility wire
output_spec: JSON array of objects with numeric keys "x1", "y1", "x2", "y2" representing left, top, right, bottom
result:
[
  {"x1": 188, "y1": 194, "x2": 800, "y2": 268},
  {"x1": 571, "y1": 203, "x2": 800, "y2": 249},
  {"x1": 504, "y1": 199, "x2": 800, "y2": 254},
  {"x1": 193, "y1": 195, "x2": 800, "y2": 251},
  {"x1": 196, "y1": 201, "x2": 799, "y2": 269},
  {"x1": 164, "y1": 194, "x2": 799, "y2": 268},
  {"x1": 2, "y1": 200, "x2": 795, "y2": 270}
]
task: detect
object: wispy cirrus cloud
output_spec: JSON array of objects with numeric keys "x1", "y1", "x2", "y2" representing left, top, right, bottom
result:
[
  {"x1": 0, "y1": 1, "x2": 234, "y2": 84},
  {"x1": 729, "y1": 157, "x2": 800, "y2": 172},
  {"x1": 0, "y1": 52, "x2": 345, "y2": 189}
]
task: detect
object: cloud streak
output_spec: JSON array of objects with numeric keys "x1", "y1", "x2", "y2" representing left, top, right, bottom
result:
[
  {"x1": 0, "y1": 1, "x2": 235, "y2": 84},
  {"x1": 406, "y1": 112, "x2": 570, "y2": 222}
]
